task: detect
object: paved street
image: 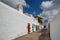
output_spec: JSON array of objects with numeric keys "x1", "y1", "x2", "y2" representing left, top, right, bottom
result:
[{"x1": 14, "y1": 29, "x2": 50, "y2": 40}]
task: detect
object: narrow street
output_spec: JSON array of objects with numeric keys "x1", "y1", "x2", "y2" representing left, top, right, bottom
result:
[{"x1": 14, "y1": 29, "x2": 50, "y2": 40}]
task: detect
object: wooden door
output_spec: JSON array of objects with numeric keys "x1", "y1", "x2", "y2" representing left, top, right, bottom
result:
[{"x1": 27, "y1": 23, "x2": 30, "y2": 34}]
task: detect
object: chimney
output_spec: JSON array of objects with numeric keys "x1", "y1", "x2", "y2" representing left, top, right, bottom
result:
[{"x1": 17, "y1": 4, "x2": 23, "y2": 12}]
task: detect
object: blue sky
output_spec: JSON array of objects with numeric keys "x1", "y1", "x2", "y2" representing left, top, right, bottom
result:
[
  {"x1": 23, "y1": 0, "x2": 51, "y2": 16},
  {"x1": 1, "y1": 0, "x2": 60, "y2": 22}
]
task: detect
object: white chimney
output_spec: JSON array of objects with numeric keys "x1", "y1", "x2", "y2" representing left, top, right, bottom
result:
[{"x1": 17, "y1": 4, "x2": 23, "y2": 13}]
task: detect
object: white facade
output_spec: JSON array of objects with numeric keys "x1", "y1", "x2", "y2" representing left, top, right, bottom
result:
[
  {"x1": 0, "y1": 2, "x2": 40, "y2": 40},
  {"x1": 50, "y1": 13, "x2": 60, "y2": 40}
]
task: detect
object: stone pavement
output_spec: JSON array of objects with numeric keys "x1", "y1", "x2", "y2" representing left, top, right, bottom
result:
[{"x1": 14, "y1": 29, "x2": 50, "y2": 40}]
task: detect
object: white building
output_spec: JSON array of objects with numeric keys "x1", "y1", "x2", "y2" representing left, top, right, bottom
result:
[
  {"x1": 0, "y1": 1, "x2": 40, "y2": 40},
  {"x1": 50, "y1": 13, "x2": 60, "y2": 40}
]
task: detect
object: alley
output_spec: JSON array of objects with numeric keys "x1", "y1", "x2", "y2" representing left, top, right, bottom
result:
[{"x1": 14, "y1": 29, "x2": 50, "y2": 40}]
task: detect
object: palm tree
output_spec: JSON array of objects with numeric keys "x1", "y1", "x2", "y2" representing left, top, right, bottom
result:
[
  {"x1": 38, "y1": 17, "x2": 43, "y2": 24},
  {"x1": 34, "y1": 16, "x2": 43, "y2": 24}
]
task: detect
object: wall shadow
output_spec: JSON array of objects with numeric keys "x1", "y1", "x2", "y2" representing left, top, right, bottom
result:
[{"x1": 38, "y1": 29, "x2": 50, "y2": 40}]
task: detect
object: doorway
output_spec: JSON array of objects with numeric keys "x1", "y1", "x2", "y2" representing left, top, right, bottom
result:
[{"x1": 27, "y1": 23, "x2": 30, "y2": 34}]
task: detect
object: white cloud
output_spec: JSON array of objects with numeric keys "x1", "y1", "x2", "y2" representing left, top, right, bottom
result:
[
  {"x1": 40, "y1": 9, "x2": 59, "y2": 21},
  {"x1": 41, "y1": 1, "x2": 53, "y2": 9},
  {"x1": 18, "y1": 0, "x2": 26, "y2": 6},
  {"x1": 1, "y1": 0, "x2": 29, "y2": 9},
  {"x1": 33, "y1": 11, "x2": 36, "y2": 15},
  {"x1": 52, "y1": 9, "x2": 59, "y2": 15},
  {"x1": 39, "y1": 0, "x2": 60, "y2": 22},
  {"x1": 25, "y1": 4, "x2": 30, "y2": 8}
]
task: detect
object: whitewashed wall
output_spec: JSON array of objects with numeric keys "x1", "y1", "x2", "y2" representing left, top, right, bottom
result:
[
  {"x1": 50, "y1": 13, "x2": 60, "y2": 40},
  {"x1": 0, "y1": 2, "x2": 39, "y2": 40}
]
